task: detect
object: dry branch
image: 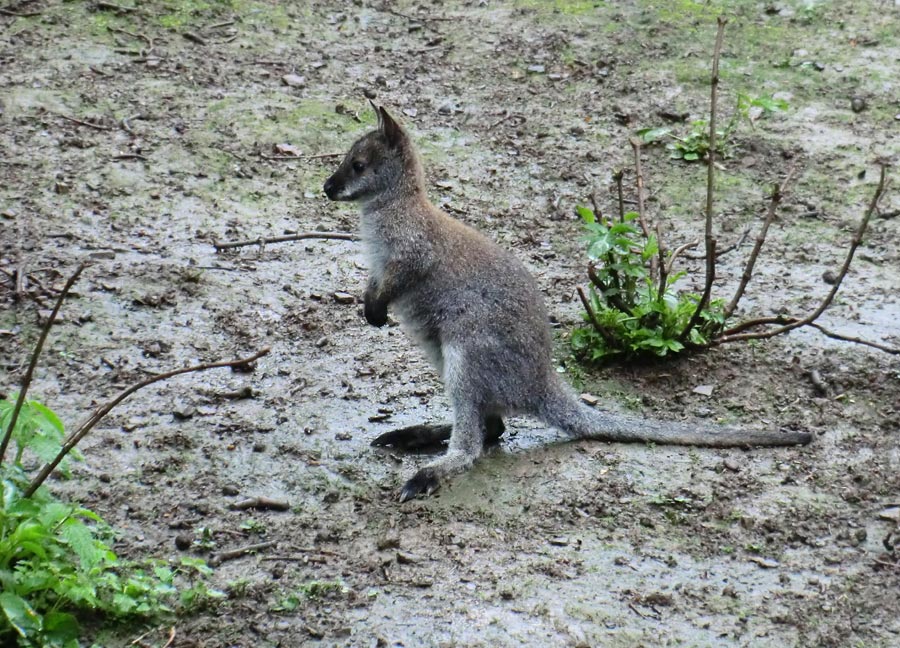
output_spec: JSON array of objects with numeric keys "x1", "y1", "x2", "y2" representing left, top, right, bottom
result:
[
  {"x1": 680, "y1": 239, "x2": 717, "y2": 343},
  {"x1": 714, "y1": 165, "x2": 889, "y2": 345},
  {"x1": 724, "y1": 165, "x2": 797, "y2": 319},
  {"x1": 229, "y1": 496, "x2": 290, "y2": 511},
  {"x1": 213, "y1": 231, "x2": 357, "y2": 251},
  {"x1": 209, "y1": 540, "x2": 278, "y2": 567},
  {"x1": 1, "y1": 263, "x2": 86, "y2": 465},
  {"x1": 614, "y1": 170, "x2": 625, "y2": 223},
  {"x1": 655, "y1": 221, "x2": 668, "y2": 299},
  {"x1": 665, "y1": 240, "x2": 700, "y2": 276},
  {"x1": 680, "y1": 16, "x2": 726, "y2": 344},
  {"x1": 629, "y1": 141, "x2": 656, "y2": 284},
  {"x1": 576, "y1": 286, "x2": 617, "y2": 346},
  {"x1": 24, "y1": 347, "x2": 271, "y2": 497}
]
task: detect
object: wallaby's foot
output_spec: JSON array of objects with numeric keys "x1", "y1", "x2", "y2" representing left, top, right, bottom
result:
[
  {"x1": 399, "y1": 467, "x2": 440, "y2": 502},
  {"x1": 371, "y1": 416, "x2": 505, "y2": 452},
  {"x1": 371, "y1": 424, "x2": 452, "y2": 450}
]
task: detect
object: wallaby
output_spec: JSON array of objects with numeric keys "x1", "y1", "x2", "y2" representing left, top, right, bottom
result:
[{"x1": 323, "y1": 104, "x2": 811, "y2": 503}]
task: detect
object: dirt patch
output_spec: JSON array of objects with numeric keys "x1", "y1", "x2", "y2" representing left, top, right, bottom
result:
[{"x1": 1, "y1": 1, "x2": 899, "y2": 646}]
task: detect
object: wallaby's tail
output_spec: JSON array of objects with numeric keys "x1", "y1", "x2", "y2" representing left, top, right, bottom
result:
[{"x1": 538, "y1": 384, "x2": 812, "y2": 448}]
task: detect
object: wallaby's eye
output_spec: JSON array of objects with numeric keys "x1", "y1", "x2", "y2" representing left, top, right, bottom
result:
[{"x1": 352, "y1": 160, "x2": 366, "y2": 173}]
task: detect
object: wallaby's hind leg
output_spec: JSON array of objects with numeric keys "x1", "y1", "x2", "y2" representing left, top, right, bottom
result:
[
  {"x1": 399, "y1": 402, "x2": 486, "y2": 502},
  {"x1": 371, "y1": 416, "x2": 504, "y2": 451}
]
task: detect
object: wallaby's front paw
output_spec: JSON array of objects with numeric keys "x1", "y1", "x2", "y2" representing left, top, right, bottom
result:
[
  {"x1": 399, "y1": 468, "x2": 440, "y2": 502},
  {"x1": 364, "y1": 299, "x2": 389, "y2": 327}
]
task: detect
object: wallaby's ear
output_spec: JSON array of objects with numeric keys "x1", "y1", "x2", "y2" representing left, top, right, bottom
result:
[
  {"x1": 368, "y1": 99, "x2": 381, "y2": 126},
  {"x1": 378, "y1": 106, "x2": 404, "y2": 149}
]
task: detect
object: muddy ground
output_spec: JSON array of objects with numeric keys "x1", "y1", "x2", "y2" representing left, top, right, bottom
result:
[{"x1": 2, "y1": 0, "x2": 900, "y2": 646}]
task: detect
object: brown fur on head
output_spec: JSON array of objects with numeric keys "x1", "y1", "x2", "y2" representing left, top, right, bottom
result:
[{"x1": 323, "y1": 103, "x2": 420, "y2": 203}]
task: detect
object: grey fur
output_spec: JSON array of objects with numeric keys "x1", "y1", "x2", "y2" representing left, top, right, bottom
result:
[{"x1": 324, "y1": 106, "x2": 812, "y2": 502}]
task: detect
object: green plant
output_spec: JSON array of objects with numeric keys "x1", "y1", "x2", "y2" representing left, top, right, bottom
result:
[
  {"x1": 0, "y1": 399, "x2": 221, "y2": 647},
  {"x1": 272, "y1": 580, "x2": 350, "y2": 612},
  {"x1": 571, "y1": 207, "x2": 725, "y2": 362},
  {"x1": 637, "y1": 93, "x2": 788, "y2": 161}
]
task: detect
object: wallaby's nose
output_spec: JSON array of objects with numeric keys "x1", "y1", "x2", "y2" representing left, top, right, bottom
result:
[{"x1": 323, "y1": 177, "x2": 337, "y2": 200}]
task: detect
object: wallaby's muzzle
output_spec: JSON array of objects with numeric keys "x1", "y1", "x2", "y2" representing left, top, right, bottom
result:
[{"x1": 323, "y1": 175, "x2": 340, "y2": 201}]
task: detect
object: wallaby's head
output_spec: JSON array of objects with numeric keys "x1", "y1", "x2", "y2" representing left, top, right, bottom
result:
[{"x1": 324, "y1": 104, "x2": 420, "y2": 203}]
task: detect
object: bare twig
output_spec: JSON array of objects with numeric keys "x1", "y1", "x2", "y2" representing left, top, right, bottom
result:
[
  {"x1": 14, "y1": 263, "x2": 27, "y2": 299},
  {"x1": 96, "y1": 1, "x2": 139, "y2": 14},
  {"x1": 107, "y1": 25, "x2": 153, "y2": 54},
  {"x1": 0, "y1": 7, "x2": 41, "y2": 16},
  {"x1": 1, "y1": 263, "x2": 86, "y2": 466},
  {"x1": 614, "y1": 170, "x2": 625, "y2": 223},
  {"x1": 213, "y1": 231, "x2": 357, "y2": 251},
  {"x1": 209, "y1": 540, "x2": 278, "y2": 567},
  {"x1": 655, "y1": 221, "x2": 668, "y2": 300},
  {"x1": 714, "y1": 165, "x2": 889, "y2": 345},
  {"x1": 806, "y1": 322, "x2": 899, "y2": 355},
  {"x1": 162, "y1": 627, "x2": 176, "y2": 648},
  {"x1": 258, "y1": 151, "x2": 342, "y2": 161},
  {"x1": 229, "y1": 496, "x2": 290, "y2": 511},
  {"x1": 576, "y1": 286, "x2": 617, "y2": 347},
  {"x1": 24, "y1": 347, "x2": 271, "y2": 497},
  {"x1": 724, "y1": 166, "x2": 797, "y2": 318},
  {"x1": 628, "y1": 140, "x2": 651, "y2": 237},
  {"x1": 112, "y1": 153, "x2": 148, "y2": 161},
  {"x1": 717, "y1": 316, "x2": 898, "y2": 354},
  {"x1": 53, "y1": 112, "x2": 111, "y2": 131},
  {"x1": 182, "y1": 31, "x2": 207, "y2": 45},
  {"x1": 683, "y1": 225, "x2": 751, "y2": 260},
  {"x1": 665, "y1": 240, "x2": 700, "y2": 276},
  {"x1": 680, "y1": 17, "x2": 726, "y2": 343},
  {"x1": 680, "y1": 239, "x2": 717, "y2": 343},
  {"x1": 488, "y1": 111, "x2": 526, "y2": 130}
]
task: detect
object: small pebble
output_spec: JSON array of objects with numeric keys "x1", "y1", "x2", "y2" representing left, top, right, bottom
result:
[
  {"x1": 333, "y1": 291, "x2": 355, "y2": 304},
  {"x1": 282, "y1": 74, "x2": 306, "y2": 88},
  {"x1": 222, "y1": 485, "x2": 240, "y2": 496},
  {"x1": 850, "y1": 96, "x2": 867, "y2": 113},
  {"x1": 174, "y1": 533, "x2": 192, "y2": 550}
]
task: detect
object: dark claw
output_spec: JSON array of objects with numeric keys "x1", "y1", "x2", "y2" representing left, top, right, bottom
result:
[
  {"x1": 399, "y1": 468, "x2": 440, "y2": 503},
  {"x1": 371, "y1": 424, "x2": 452, "y2": 451}
]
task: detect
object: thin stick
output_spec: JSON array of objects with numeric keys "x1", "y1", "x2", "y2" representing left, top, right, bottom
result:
[
  {"x1": 162, "y1": 627, "x2": 176, "y2": 648},
  {"x1": 807, "y1": 323, "x2": 899, "y2": 355},
  {"x1": 713, "y1": 316, "x2": 898, "y2": 354},
  {"x1": 213, "y1": 231, "x2": 357, "y2": 251},
  {"x1": 714, "y1": 166, "x2": 889, "y2": 345},
  {"x1": 209, "y1": 540, "x2": 277, "y2": 567},
  {"x1": 655, "y1": 221, "x2": 668, "y2": 300},
  {"x1": 576, "y1": 286, "x2": 617, "y2": 347},
  {"x1": 0, "y1": 7, "x2": 41, "y2": 16},
  {"x1": 724, "y1": 166, "x2": 797, "y2": 318},
  {"x1": 629, "y1": 140, "x2": 651, "y2": 238},
  {"x1": 665, "y1": 240, "x2": 700, "y2": 276},
  {"x1": 53, "y1": 112, "x2": 111, "y2": 131},
  {"x1": 681, "y1": 17, "x2": 726, "y2": 343},
  {"x1": 683, "y1": 225, "x2": 750, "y2": 260},
  {"x1": 614, "y1": 170, "x2": 625, "y2": 223},
  {"x1": 258, "y1": 152, "x2": 342, "y2": 161},
  {"x1": 24, "y1": 347, "x2": 270, "y2": 497},
  {"x1": 680, "y1": 239, "x2": 717, "y2": 342},
  {"x1": 0, "y1": 263, "x2": 86, "y2": 466},
  {"x1": 631, "y1": 138, "x2": 658, "y2": 282}
]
